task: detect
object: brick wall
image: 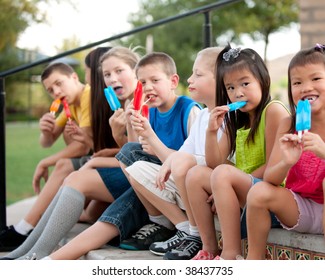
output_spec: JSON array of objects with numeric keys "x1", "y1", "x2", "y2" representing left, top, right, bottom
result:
[{"x1": 300, "y1": 0, "x2": 325, "y2": 48}]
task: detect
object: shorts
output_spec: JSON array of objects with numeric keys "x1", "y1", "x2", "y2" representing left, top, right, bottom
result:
[
  {"x1": 276, "y1": 190, "x2": 324, "y2": 234},
  {"x1": 96, "y1": 167, "x2": 131, "y2": 200},
  {"x1": 71, "y1": 155, "x2": 92, "y2": 170},
  {"x1": 115, "y1": 142, "x2": 161, "y2": 167},
  {"x1": 126, "y1": 161, "x2": 185, "y2": 210},
  {"x1": 98, "y1": 187, "x2": 149, "y2": 244}
]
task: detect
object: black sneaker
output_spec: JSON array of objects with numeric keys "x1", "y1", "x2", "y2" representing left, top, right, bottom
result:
[
  {"x1": 149, "y1": 230, "x2": 188, "y2": 256},
  {"x1": 163, "y1": 235, "x2": 202, "y2": 260},
  {"x1": 0, "y1": 225, "x2": 29, "y2": 252},
  {"x1": 119, "y1": 223, "x2": 176, "y2": 250}
]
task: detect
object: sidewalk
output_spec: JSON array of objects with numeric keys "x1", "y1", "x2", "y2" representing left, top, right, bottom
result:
[{"x1": 1, "y1": 197, "x2": 161, "y2": 260}]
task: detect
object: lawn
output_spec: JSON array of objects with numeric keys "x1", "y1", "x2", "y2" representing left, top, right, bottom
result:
[{"x1": 5, "y1": 122, "x2": 65, "y2": 205}]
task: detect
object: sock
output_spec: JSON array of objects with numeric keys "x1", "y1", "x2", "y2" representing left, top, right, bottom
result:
[
  {"x1": 5, "y1": 188, "x2": 63, "y2": 259},
  {"x1": 175, "y1": 220, "x2": 190, "y2": 235},
  {"x1": 20, "y1": 186, "x2": 85, "y2": 260},
  {"x1": 149, "y1": 215, "x2": 174, "y2": 230},
  {"x1": 41, "y1": 256, "x2": 52, "y2": 260},
  {"x1": 14, "y1": 219, "x2": 34, "y2": 236},
  {"x1": 189, "y1": 224, "x2": 200, "y2": 237}
]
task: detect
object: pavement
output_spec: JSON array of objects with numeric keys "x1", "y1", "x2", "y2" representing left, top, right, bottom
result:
[{"x1": 0, "y1": 197, "x2": 161, "y2": 260}]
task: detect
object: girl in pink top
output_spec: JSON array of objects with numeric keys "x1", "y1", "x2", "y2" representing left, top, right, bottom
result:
[{"x1": 246, "y1": 44, "x2": 325, "y2": 260}]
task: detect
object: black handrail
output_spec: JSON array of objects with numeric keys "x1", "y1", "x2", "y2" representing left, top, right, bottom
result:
[{"x1": 0, "y1": 0, "x2": 242, "y2": 230}]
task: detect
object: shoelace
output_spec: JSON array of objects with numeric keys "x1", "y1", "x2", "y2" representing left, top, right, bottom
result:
[
  {"x1": 25, "y1": 253, "x2": 37, "y2": 260},
  {"x1": 173, "y1": 236, "x2": 201, "y2": 253},
  {"x1": 164, "y1": 231, "x2": 187, "y2": 246},
  {"x1": 131, "y1": 224, "x2": 162, "y2": 239}
]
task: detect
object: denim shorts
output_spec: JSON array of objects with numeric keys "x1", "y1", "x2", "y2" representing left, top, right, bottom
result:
[
  {"x1": 116, "y1": 142, "x2": 162, "y2": 167},
  {"x1": 71, "y1": 155, "x2": 92, "y2": 170},
  {"x1": 98, "y1": 187, "x2": 149, "y2": 244},
  {"x1": 240, "y1": 176, "x2": 281, "y2": 239},
  {"x1": 96, "y1": 167, "x2": 131, "y2": 200}
]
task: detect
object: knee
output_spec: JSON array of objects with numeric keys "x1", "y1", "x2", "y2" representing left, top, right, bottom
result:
[
  {"x1": 246, "y1": 182, "x2": 271, "y2": 207},
  {"x1": 63, "y1": 170, "x2": 81, "y2": 187},
  {"x1": 210, "y1": 164, "x2": 233, "y2": 191}
]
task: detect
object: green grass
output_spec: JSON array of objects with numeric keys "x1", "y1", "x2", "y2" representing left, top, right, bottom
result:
[{"x1": 5, "y1": 122, "x2": 65, "y2": 205}]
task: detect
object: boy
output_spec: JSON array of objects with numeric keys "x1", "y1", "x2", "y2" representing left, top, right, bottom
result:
[
  {"x1": 119, "y1": 48, "x2": 223, "y2": 259},
  {"x1": 0, "y1": 62, "x2": 92, "y2": 251},
  {"x1": 116, "y1": 51, "x2": 201, "y2": 251}
]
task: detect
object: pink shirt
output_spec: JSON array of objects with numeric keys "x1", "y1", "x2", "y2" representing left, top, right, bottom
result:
[{"x1": 286, "y1": 151, "x2": 325, "y2": 204}]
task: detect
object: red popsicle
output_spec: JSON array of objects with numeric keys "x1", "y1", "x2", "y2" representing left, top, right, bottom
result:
[
  {"x1": 133, "y1": 81, "x2": 143, "y2": 111},
  {"x1": 141, "y1": 104, "x2": 149, "y2": 119},
  {"x1": 62, "y1": 98, "x2": 71, "y2": 121}
]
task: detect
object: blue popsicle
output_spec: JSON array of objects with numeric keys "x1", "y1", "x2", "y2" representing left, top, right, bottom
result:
[
  {"x1": 296, "y1": 99, "x2": 311, "y2": 139},
  {"x1": 104, "y1": 86, "x2": 121, "y2": 111},
  {"x1": 228, "y1": 101, "x2": 247, "y2": 112}
]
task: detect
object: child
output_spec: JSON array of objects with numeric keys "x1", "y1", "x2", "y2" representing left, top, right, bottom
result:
[
  {"x1": 246, "y1": 44, "x2": 325, "y2": 260},
  {"x1": 34, "y1": 51, "x2": 201, "y2": 260},
  {"x1": 1, "y1": 46, "x2": 141, "y2": 260},
  {"x1": 121, "y1": 47, "x2": 223, "y2": 260},
  {"x1": 186, "y1": 44, "x2": 290, "y2": 260},
  {"x1": 115, "y1": 51, "x2": 202, "y2": 251},
  {"x1": 0, "y1": 62, "x2": 93, "y2": 251}
]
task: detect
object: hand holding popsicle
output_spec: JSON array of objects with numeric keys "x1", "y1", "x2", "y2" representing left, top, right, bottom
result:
[
  {"x1": 104, "y1": 86, "x2": 121, "y2": 111},
  {"x1": 228, "y1": 101, "x2": 247, "y2": 112},
  {"x1": 49, "y1": 99, "x2": 61, "y2": 116},
  {"x1": 62, "y1": 98, "x2": 72, "y2": 122},
  {"x1": 296, "y1": 99, "x2": 311, "y2": 139}
]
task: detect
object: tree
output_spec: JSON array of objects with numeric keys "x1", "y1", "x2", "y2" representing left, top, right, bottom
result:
[{"x1": 122, "y1": 0, "x2": 298, "y2": 85}]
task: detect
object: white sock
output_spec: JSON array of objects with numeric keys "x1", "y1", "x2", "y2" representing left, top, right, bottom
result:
[
  {"x1": 41, "y1": 256, "x2": 52, "y2": 260},
  {"x1": 149, "y1": 215, "x2": 174, "y2": 230},
  {"x1": 14, "y1": 219, "x2": 34, "y2": 236},
  {"x1": 189, "y1": 224, "x2": 200, "y2": 237},
  {"x1": 175, "y1": 220, "x2": 190, "y2": 235}
]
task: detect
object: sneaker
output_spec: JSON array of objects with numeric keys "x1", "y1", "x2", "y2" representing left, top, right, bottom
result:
[
  {"x1": 163, "y1": 235, "x2": 202, "y2": 260},
  {"x1": 119, "y1": 223, "x2": 176, "y2": 250},
  {"x1": 192, "y1": 250, "x2": 215, "y2": 260},
  {"x1": 149, "y1": 230, "x2": 188, "y2": 256},
  {"x1": 0, "y1": 225, "x2": 29, "y2": 251}
]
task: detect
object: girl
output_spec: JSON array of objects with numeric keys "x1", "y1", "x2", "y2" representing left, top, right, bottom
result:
[
  {"x1": 186, "y1": 44, "x2": 290, "y2": 260},
  {"x1": 246, "y1": 44, "x2": 325, "y2": 260},
  {"x1": 2, "y1": 46, "x2": 141, "y2": 260}
]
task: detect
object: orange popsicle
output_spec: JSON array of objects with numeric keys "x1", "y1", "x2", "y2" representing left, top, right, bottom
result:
[{"x1": 50, "y1": 99, "x2": 61, "y2": 116}]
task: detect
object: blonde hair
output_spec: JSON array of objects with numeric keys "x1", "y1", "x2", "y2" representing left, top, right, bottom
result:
[
  {"x1": 100, "y1": 46, "x2": 140, "y2": 70},
  {"x1": 197, "y1": 47, "x2": 223, "y2": 75}
]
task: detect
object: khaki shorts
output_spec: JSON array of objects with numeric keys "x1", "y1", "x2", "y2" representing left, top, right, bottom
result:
[{"x1": 126, "y1": 161, "x2": 186, "y2": 210}]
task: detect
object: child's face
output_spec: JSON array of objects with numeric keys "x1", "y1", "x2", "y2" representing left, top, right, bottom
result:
[
  {"x1": 137, "y1": 64, "x2": 178, "y2": 112},
  {"x1": 290, "y1": 63, "x2": 325, "y2": 111},
  {"x1": 43, "y1": 71, "x2": 79, "y2": 103},
  {"x1": 223, "y1": 68, "x2": 262, "y2": 113},
  {"x1": 102, "y1": 56, "x2": 137, "y2": 101},
  {"x1": 187, "y1": 54, "x2": 216, "y2": 110}
]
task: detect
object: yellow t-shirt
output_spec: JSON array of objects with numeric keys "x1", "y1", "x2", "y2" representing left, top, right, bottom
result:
[{"x1": 55, "y1": 84, "x2": 91, "y2": 128}]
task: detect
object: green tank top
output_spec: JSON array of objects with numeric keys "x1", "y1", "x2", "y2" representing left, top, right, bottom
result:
[{"x1": 235, "y1": 100, "x2": 288, "y2": 174}]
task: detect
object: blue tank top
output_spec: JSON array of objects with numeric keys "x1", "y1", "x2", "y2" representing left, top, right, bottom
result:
[{"x1": 149, "y1": 96, "x2": 201, "y2": 150}]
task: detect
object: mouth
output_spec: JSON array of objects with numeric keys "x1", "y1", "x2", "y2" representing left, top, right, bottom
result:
[
  {"x1": 113, "y1": 86, "x2": 123, "y2": 95},
  {"x1": 302, "y1": 95, "x2": 318, "y2": 103}
]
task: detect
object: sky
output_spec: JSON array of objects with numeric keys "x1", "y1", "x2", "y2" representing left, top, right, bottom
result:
[{"x1": 16, "y1": 0, "x2": 301, "y2": 61}]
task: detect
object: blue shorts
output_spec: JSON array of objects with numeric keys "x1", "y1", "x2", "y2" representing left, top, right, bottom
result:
[
  {"x1": 116, "y1": 142, "x2": 162, "y2": 167},
  {"x1": 96, "y1": 167, "x2": 130, "y2": 200},
  {"x1": 98, "y1": 188, "x2": 149, "y2": 244}
]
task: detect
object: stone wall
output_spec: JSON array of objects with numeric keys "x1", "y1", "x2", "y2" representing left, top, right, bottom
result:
[{"x1": 300, "y1": 0, "x2": 325, "y2": 48}]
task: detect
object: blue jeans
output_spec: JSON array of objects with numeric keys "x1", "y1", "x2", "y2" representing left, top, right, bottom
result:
[
  {"x1": 116, "y1": 142, "x2": 162, "y2": 167},
  {"x1": 98, "y1": 188, "x2": 149, "y2": 244}
]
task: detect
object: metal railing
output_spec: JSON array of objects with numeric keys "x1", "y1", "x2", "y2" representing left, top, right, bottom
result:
[{"x1": 0, "y1": 0, "x2": 241, "y2": 230}]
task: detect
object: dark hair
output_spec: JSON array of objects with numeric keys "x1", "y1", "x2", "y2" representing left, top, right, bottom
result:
[
  {"x1": 41, "y1": 62, "x2": 75, "y2": 81},
  {"x1": 85, "y1": 47, "x2": 118, "y2": 152},
  {"x1": 135, "y1": 52, "x2": 177, "y2": 77},
  {"x1": 216, "y1": 44, "x2": 271, "y2": 156},
  {"x1": 287, "y1": 44, "x2": 325, "y2": 133}
]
